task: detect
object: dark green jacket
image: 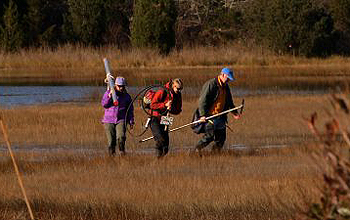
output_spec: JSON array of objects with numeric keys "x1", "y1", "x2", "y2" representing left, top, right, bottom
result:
[{"x1": 198, "y1": 77, "x2": 237, "y2": 119}]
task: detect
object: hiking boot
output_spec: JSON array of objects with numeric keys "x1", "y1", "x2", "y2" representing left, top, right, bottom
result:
[
  {"x1": 212, "y1": 144, "x2": 223, "y2": 154},
  {"x1": 156, "y1": 148, "x2": 163, "y2": 159},
  {"x1": 189, "y1": 146, "x2": 203, "y2": 157},
  {"x1": 196, "y1": 148, "x2": 202, "y2": 157},
  {"x1": 194, "y1": 142, "x2": 207, "y2": 157},
  {"x1": 117, "y1": 138, "x2": 126, "y2": 152},
  {"x1": 108, "y1": 147, "x2": 116, "y2": 156}
]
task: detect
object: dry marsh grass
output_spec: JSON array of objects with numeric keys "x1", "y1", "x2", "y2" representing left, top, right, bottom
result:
[
  {"x1": 0, "y1": 151, "x2": 320, "y2": 220},
  {"x1": 0, "y1": 44, "x2": 349, "y2": 70},
  {"x1": 0, "y1": 94, "x2": 332, "y2": 219},
  {"x1": 0, "y1": 95, "x2": 324, "y2": 149},
  {"x1": 1, "y1": 44, "x2": 350, "y2": 87}
]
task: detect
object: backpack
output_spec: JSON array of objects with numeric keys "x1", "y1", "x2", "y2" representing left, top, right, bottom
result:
[
  {"x1": 191, "y1": 108, "x2": 206, "y2": 134},
  {"x1": 143, "y1": 89, "x2": 157, "y2": 109}
]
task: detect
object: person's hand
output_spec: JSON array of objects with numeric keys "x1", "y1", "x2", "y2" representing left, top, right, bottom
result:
[
  {"x1": 165, "y1": 100, "x2": 172, "y2": 109},
  {"x1": 199, "y1": 116, "x2": 207, "y2": 122},
  {"x1": 233, "y1": 114, "x2": 241, "y2": 120},
  {"x1": 108, "y1": 90, "x2": 113, "y2": 98}
]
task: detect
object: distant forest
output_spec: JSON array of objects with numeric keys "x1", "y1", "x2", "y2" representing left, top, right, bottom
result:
[{"x1": 0, "y1": 0, "x2": 350, "y2": 57}]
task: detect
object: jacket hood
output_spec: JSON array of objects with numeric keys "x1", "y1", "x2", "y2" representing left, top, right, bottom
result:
[{"x1": 164, "y1": 81, "x2": 171, "y2": 90}]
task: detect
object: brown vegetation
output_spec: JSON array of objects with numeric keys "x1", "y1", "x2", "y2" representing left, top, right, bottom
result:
[
  {"x1": 1, "y1": 49, "x2": 349, "y2": 218},
  {"x1": 0, "y1": 95, "x2": 323, "y2": 149},
  {"x1": 0, "y1": 149, "x2": 320, "y2": 220},
  {"x1": 0, "y1": 95, "x2": 329, "y2": 219},
  {"x1": 300, "y1": 92, "x2": 350, "y2": 219},
  {"x1": 1, "y1": 45, "x2": 350, "y2": 90}
]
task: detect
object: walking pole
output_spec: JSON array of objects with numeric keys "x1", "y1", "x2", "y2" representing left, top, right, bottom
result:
[
  {"x1": 0, "y1": 118, "x2": 35, "y2": 220},
  {"x1": 140, "y1": 104, "x2": 244, "y2": 143}
]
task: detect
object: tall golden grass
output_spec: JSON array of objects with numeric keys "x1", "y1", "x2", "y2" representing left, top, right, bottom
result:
[
  {"x1": 0, "y1": 150, "x2": 320, "y2": 220},
  {"x1": 0, "y1": 95, "x2": 323, "y2": 149},
  {"x1": 1, "y1": 44, "x2": 350, "y2": 89},
  {"x1": 1, "y1": 44, "x2": 350, "y2": 70},
  {"x1": 1, "y1": 42, "x2": 350, "y2": 219},
  {"x1": 0, "y1": 95, "x2": 327, "y2": 219}
]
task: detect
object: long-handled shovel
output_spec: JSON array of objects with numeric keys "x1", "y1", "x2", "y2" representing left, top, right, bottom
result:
[{"x1": 140, "y1": 103, "x2": 244, "y2": 143}]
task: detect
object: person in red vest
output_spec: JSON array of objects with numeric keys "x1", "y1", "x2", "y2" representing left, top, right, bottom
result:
[{"x1": 149, "y1": 78, "x2": 183, "y2": 158}]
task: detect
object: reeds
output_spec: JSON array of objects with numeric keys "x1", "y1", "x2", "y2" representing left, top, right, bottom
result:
[
  {"x1": 0, "y1": 90, "x2": 336, "y2": 220},
  {"x1": 1, "y1": 44, "x2": 350, "y2": 71},
  {"x1": 0, "y1": 150, "x2": 320, "y2": 220},
  {"x1": 300, "y1": 92, "x2": 350, "y2": 219},
  {"x1": 0, "y1": 95, "x2": 321, "y2": 149},
  {"x1": 2, "y1": 43, "x2": 350, "y2": 93},
  {"x1": 0, "y1": 95, "x2": 325, "y2": 219}
]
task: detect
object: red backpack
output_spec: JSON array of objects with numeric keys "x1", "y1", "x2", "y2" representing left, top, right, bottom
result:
[{"x1": 143, "y1": 89, "x2": 157, "y2": 109}]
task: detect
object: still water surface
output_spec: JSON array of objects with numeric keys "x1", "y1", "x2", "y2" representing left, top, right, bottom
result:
[{"x1": 1, "y1": 85, "x2": 329, "y2": 107}]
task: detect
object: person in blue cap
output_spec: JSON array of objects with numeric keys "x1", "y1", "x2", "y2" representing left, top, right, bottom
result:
[{"x1": 194, "y1": 67, "x2": 240, "y2": 156}]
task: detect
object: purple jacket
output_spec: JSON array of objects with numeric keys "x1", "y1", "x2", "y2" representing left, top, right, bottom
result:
[{"x1": 101, "y1": 90, "x2": 134, "y2": 124}]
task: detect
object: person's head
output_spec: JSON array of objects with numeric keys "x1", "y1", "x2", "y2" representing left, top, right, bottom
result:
[
  {"x1": 219, "y1": 68, "x2": 235, "y2": 83},
  {"x1": 115, "y1": 77, "x2": 126, "y2": 92},
  {"x1": 171, "y1": 78, "x2": 183, "y2": 94}
]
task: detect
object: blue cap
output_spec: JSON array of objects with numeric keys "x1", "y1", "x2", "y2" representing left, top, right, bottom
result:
[{"x1": 221, "y1": 68, "x2": 235, "y2": 81}]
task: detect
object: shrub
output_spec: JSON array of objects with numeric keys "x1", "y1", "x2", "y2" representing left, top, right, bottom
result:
[
  {"x1": 302, "y1": 93, "x2": 350, "y2": 219},
  {"x1": 67, "y1": 0, "x2": 106, "y2": 46},
  {"x1": 248, "y1": 0, "x2": 336, "y2": 57},
  {"x1": 0, "y1": 0, "x2": 23, "y2": 52},
  {"x1": 131, "y1": 0, "x2": 177, "y2": 55}
]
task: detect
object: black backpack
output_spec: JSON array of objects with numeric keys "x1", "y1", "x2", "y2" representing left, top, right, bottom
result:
[{"x1": 191, "y1": 108, "x2": 206, "y2": 134}]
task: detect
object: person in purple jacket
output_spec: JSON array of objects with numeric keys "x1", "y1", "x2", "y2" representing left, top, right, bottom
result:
[{"x1": 101, "y1": 77, "x2": 134, "y2": 156}]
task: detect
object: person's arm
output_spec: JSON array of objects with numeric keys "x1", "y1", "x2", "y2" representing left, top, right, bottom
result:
[
  {"x1": 169, "y1": 94, "x2": 182, "y2": 115},
  {"x1": 198, "y1": 80, "x2": 214, "y2": 117},
  {"x1": 101, "y1": 90, "x2": 117, "y2": 108},
  {"x1": 226, "y1": 85, "x2": 240, "y2": 119},
  {"x1": 150, "y1": 90, "x2": 167, "y2": 111},
  {"x1": 232, "y1": 112, "x2": 240, "y2": 119}
]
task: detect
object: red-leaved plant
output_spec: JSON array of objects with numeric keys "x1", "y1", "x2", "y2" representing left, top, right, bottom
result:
[{"x1": 301, "y1": 93, "x2": 350, "y2": 219}]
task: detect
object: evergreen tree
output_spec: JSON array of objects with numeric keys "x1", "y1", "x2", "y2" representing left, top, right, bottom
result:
[
  {"x1": 329, "y1": 0, "x2": 350, "y2": 54},
  {"x1": 0, "y1": 0, "x2": 23, "y2": 52},
  {"x1": 131, "y1": 0, "x2": 177, "y2": 55},
  {"x1": 103, "y1": 0, "x2": 133, "y2": 49},
  {"x1": 26, "y1": 0, "x2": 68, "y2": 47},
  {"x1": 248, "y1": 0, "x2": 335, "y2": 57},
  {"x1": 67, "y1": 0, "x2": 106, "y2": 46},
  {"x1": 177, "y1": 0, "x2": 244, "y2": 47}
]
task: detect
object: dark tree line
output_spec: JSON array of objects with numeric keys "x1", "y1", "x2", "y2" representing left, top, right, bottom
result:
[{"x1": 0, "y1": 0, "x2": 350, "y2": 56}]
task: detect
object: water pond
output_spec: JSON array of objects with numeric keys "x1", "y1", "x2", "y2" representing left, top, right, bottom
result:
[{"x1": 0, "y1": 85, "x2": 331, "y2": 107}]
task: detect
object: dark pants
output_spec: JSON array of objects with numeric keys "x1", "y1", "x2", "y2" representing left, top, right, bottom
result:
[
  {"x1": 196, "y1": 116, "x2": 226, "y2": 151},
  {"x1": 150, "y1": 117, "x2": 169, "y2": 158},
  {"x1": 104, "y1": 122, "x2": 126, "y2": 155}
]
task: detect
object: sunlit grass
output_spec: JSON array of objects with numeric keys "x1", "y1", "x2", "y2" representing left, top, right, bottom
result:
[
  {"x1": 1, "y1": 43, "x2": 350, "y2": 71},
  {"x1": 0, "y1": 95, "x2": 323, "y2": 149},
  {"x1": 0, "y1": 91, "x2": 332, "y2": 219},
  {"x1": 1, "y1": 44, "x2": 350, "y2": 89},
  {"x1": 0, "y1": 150, "x2": 320, "y2": 220}
]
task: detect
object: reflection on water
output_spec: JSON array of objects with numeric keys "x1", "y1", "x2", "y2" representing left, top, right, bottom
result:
[{"x1": 1, "y1": 85, "x2": 329, "y2": 107}]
